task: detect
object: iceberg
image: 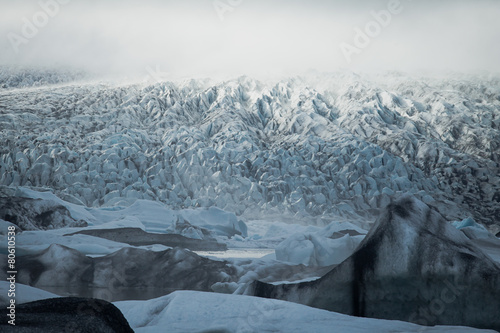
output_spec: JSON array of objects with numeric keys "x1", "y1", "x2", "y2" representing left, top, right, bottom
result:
[{"x1": 251, "y1": 195, "x2": 500, "y2": 331}]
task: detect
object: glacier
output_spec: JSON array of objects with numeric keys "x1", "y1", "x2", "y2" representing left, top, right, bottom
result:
[
  {"x1": 1, "y1": 69, "x2": 499, "y2": 233},
  {"x1": 1, "y1": 68, "x2": 500, "y2": 332},
  {"x1": 0, "y1": 284, "x2": 495, "y2": 333}
]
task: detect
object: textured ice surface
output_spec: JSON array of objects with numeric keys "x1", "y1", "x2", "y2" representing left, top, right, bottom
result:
[
  {"x1": 5, "y1": 228, "x2": 141, "y2": 256},
  {"x1": 1, "y1": 186, "x2": 248, "y2": 240},
  {"x1": 275, "y1": 221, "x2": 366, "y2": 266},
  {"x1": 87, "y1": 199, "x2": 248, "y2": 237},
  {"x1": 1, "y1": 283, "x2": 492, "y2": 333},
  {"x1": 0, "y1": 187, "x2": 91, "y2": 230},
  {"x1": 114, "y1": 291, "x2": 494, "y2": 333},
  {"x1": 67, "y1": 227, "x2": 227, "y2": 251},
  {"x1": 452, "y1": 217, "x2": 495, "y2": 240},
  {"x1": 1, "y1": 71, "x2": 499, "y2": 231},
  {"x1": 1, "y1": 244, "x2": 236, "y2": 301},
  {"x1": 1, "y1": 69, "x2": 499, "y2": 331},
  {"x1": 0, "y1": 66, "x2": 86, "y2": 89}
]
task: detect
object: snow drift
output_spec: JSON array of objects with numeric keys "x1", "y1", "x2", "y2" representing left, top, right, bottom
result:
[{"x1": 114, "y1": 290, "x2": 494, "y2": 333}]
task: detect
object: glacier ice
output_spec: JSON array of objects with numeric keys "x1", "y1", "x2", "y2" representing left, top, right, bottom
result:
[
  {"x1": 0, "y1": 283, "x2": 494, "y2": 333},
  {"x1": 1, "y1": 68, "x2": 500, "y2": 332},
  {"x1": 66, "y1": 226, "x2": 227, "y2": 251},
  {"x1": 0, "y1": 187, "x2": 89, "y2": 230},
  {"x1": 113, "y1": 291, "x2": 495, "y2": 333},
  {"x1": 251, "y1": 195, "x2": 500, "y2": 331},
  {"x1": 1, "y1": 244, "x2": 236, "y2": 301},
  {"x1": 275, "y1": 221, "x2": 366, "y2": 266},
  {"x1": 452, "y1": 217, "x2": 495, "y2": 240},
  {"x1": 1, "y1": 70, "x2": 499, "y2": 232}
]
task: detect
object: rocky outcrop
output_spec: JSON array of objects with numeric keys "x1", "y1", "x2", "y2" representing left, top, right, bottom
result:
[{"x1": 0, "y1": 297, "x2": 133, "y2": 333}]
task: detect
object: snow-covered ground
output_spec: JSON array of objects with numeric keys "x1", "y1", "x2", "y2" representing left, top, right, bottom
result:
[
  {"x1": 0, "y1": 283, "x2": 494, "y2": 332},
  {"x1": 115, "y1": 291, "x2": 496, "y2": 333}
]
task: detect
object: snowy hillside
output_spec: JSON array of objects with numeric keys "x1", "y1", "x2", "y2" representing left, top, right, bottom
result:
[{"x1": 0, "y1": 70, "x2": 499, "y2": 232}]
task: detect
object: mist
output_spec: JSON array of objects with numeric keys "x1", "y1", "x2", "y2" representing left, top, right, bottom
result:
[{"x1": 1, "y1": 0, "x2": 499, "y2": 80}]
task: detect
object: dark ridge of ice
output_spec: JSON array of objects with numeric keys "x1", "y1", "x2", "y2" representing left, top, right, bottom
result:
[
  {"x1": 8, "y1": 244, "x2": 236, "y2": 301},
  {"x1": 0, "y1": 195, "x2": 87, "y2": 230},
  {"x1": 252, "y1": 194, "x2": 500, "y2": 331},
  {"x1": 66, "y1": 227, "x2": 227, "y2": 251}
]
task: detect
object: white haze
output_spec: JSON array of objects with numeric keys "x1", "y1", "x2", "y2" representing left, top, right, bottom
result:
[{"x1": 0, "y1": 0, "x2": 499, "y2": 80}]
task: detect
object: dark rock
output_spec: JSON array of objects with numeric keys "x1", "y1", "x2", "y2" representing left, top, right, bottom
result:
[{"x1": 0, "y1": 297, "x2": 133, "y2": 332}]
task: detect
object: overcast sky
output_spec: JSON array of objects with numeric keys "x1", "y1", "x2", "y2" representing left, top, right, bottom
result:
[{"x1": 1, "y1": 0, "x2": 499, "y2": 79}]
